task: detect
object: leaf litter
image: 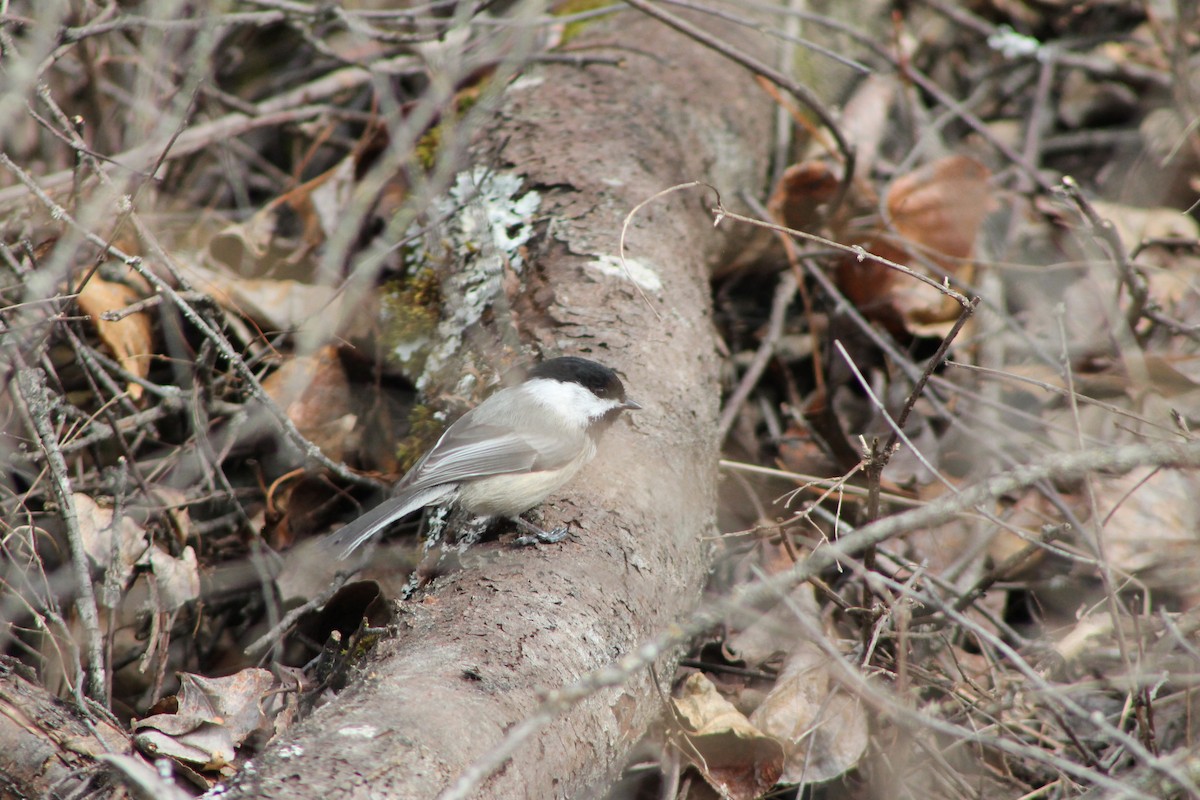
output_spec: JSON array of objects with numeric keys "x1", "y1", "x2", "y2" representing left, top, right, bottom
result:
[{"x1": 1, "y1": 1, "x2": 1199, "y2": 798}]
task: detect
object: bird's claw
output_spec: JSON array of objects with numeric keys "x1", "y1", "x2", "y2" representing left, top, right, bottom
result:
[{"x1": 512, "y1": 518, "x2": 569, "y2": 546}]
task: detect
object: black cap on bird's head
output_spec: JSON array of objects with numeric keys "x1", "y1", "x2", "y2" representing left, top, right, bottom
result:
[{"x1": 528, "y1": 356, "x2": 641, "y2": 411}]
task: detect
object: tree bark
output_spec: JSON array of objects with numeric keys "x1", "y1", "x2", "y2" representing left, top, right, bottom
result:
[
  {"x1": 0, "y1": 659, "x2": 136, "y2": 798},
  {"x1": 226, "y1": 10, "x2": 773, "y2": 799}
]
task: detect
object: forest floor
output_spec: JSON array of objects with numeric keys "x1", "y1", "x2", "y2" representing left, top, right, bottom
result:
[{"x1": 2, "y1": 1, "x2": 1199, "y2": 798}]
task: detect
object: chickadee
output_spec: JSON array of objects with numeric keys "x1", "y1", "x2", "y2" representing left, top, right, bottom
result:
[{"x1": 325, "y1": 356, "x2": 640, "y2": 559}]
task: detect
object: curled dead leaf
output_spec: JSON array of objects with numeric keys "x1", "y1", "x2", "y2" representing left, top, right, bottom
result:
[
  {"x1": 208, "y1": 157, "x2": 357, "y2": 276},
  {"x1": 75, "y1": 492, "x2": 148, "y2": 605},
  {"x1": 768, "y1": 161, "x2": 842, "y2": 233},
  {"x1": 886, "y1": 155, "x2": 994, "y2": 265},
  {"x1": 838, "y1": 155, "x2": 994, "y2": 336},
  {"x1": 133, "y1": 668, "x2": 283, "y2": 772},
  {"x1": 261, "y1": 345, "x2": 358, "y2": 462},
  {"x1": 749, "y1": 642, "x2": 868, "y2": 787},
  {"x1": 724, "y1": 584, "x2": 816, "y2": 669},
  {"x1": 1095, "y1": 467, "x2": 1200, "y2": 604},
  {"x1": 673, "y1": 672, "x2": 785, "y2": 800},
  {"x1": 886, "y1": 156, "x2": 993, "y2": 332},
  {"x1": 141, "y1": 545, "x2": 200, "y2": 612},
  {"x1": 77, "y1": 276, "x2": 153, "y2": 401}
]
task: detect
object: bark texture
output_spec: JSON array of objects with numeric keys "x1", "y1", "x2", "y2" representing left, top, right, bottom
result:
[
  {"x1": 226, "y1": 10, "x2": 773, "y2": 799},
  {"x1": 0, "y1": 660, "x2": 135, "y2": 798}
]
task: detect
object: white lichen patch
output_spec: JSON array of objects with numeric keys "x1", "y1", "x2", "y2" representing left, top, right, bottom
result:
[
  {"x1": 449, "y1": 167, "x2": 540, "y2": 270},
  {"x1": 337, "y1": 725, "x2": 381, "y2": 739},
  {"x1": 398, "y1": 168, "x2": 541, "y2": 387},
  {"x1": 586, "y1": 254, "x2": 663, "y2": 293},
  {"x1": 390, "y1": 334, "x2": 429, "y2": 366}
]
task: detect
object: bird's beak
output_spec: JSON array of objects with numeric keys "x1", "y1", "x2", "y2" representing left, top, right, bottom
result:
[{"x1": 622, "y1": 398, "x2": 642, "y2": 411}]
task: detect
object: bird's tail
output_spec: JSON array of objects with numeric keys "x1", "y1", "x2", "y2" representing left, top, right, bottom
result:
[{"x1": 323, "y1": 486, "x2": 453, "y2": 560}]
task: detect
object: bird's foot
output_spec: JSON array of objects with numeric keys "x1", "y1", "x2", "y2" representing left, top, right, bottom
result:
[{"x1": 511, "y1": 516, "x2": 570, "y2": 546}]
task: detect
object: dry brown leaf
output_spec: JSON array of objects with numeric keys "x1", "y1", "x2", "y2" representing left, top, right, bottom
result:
[
  {"x1": 1095, "y1": 466, "x2": 1200, "y2": 604},
  {"x1": 724, "y1": 584, "x2": 816, "y2": 669},
  {"x1": 266, "y1": 473, "x2": 349, "y2": 549},
  {"x1": 133, "y1": 724, "x2": 235, "y2": 773},
  {"x1": 1143, "y1": 355, "x2": 1200, "y2": 397},
  {"x1": 984, "y1": 491, "x2": 1055, "y2": 580},
  {"x1": 776, "y1": 423, "x2": 841, "y2": 480},
  {"x1": 213, "y1": 277, "x2": 344, "y2": 334},
  {"x1": 142, "y1": 545, "x2": 200, "y2": 612},
  {"x1": 887, "y1": 155, "x2": 993, "y2": 267},
  {"x1": 133, "y1": 668, "x2": 281, "y2": 772},
  {"x1": 767, "y1": 161, "x2": 842, "y2": 233},
  {"x1": 1144, "y1": 254, "x2": 1200, "y2": 313},
  {"x1": 836, "y1": 155, "x2": 993, "y2": 336},
  {"x1": 884, "y1": 155, "x2": 993, "y2": 331},
  {"x1": 837, "y1": 73, "x2": 899, "y2": 180},
  {"x1": 208, "y1": 157, "x2": 357, "y2": 276},
  {"x1": 76, "y1": 492, "x2": 148, "y2": 604},
  {"x1": 183, "y1": 238, "x2": 369, "y2": 343},
  {"x1": 77, "y1": 277, "x2": 153, "y2": 401},
  {"x1": 673, "y1": 672, "x2": 785, "y2": 800},
  {"x1": 1089, "y1": 200, "x2": 1199, "y2": 252},
  {"x1": 261, "y1": 345, "x2": 357, "y2": 462},
  {"x1": 205, "y1": 209, "x2": 280, "y2": 275},
  {"x1": 749, "y1": 642, "x2": 869, "y2": 787},
  {"x1": 298, "y1": 156, "x2": 358, "y2": 244}
]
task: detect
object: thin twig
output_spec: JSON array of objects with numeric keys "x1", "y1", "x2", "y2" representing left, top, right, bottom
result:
[
  {"x1": 0, "y1": 48, "x2": 419, "y2": 207},
  {"x1": 618, "y1": 181, "x2": 715, "y2": 320},
  {"x1": 947, "y1": 523, "x2": 1068, "y2": 615},
  {"x1": 440, "y1": 436, "x2": 1200, "y2": 798},
  {"x1": 0, "y1": 152, "x2": 385, "y2": 492},
  {"x1": 885, "y1": 296, "x2": 980, "y2": 452},
  {"x1": 1058, "y1": 176, "x2": 1151, "y2": 333},
  {"x1": 9, "y1": 358, "x2": 108, "y2": 704},
  {"x1": 621, "y1": 0, "x2": 856, "y2": 214},
  {"x1": 711, "y1": 200, "x2": 972, "y2": 308},
  {"x1": 717, "y1": 271, "x2": 797, "y2": 440}
]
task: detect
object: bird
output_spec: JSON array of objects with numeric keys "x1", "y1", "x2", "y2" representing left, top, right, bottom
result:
[{"x1": 324, "y1": 356, "x2": 640, "y2": 559}]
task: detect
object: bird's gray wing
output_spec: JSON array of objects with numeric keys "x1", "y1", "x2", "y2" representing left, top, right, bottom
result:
[{"x1": 402, "y1": 419, "x2": 583, "y2": 492}]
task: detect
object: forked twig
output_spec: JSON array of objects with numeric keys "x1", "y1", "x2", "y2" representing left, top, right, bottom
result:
[
  {"x1": 622, "y1": 0, "x2": 856, "y2": 214},
  {"x1": 618, "y1": 180, "x2": 721, "y2": 320},
  {"x1": 711, "y1": 200, "x2": 972, "y2": 308},
  {"x1": 440, "y1": 437, "x2": 1200, "y2": 799}
]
